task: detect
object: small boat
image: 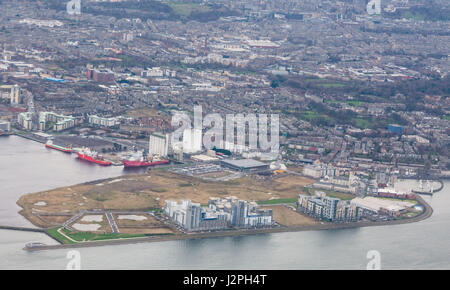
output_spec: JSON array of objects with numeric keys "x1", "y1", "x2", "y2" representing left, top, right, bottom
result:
[{"x1": 25, "y1": 242, "x2": 46, "y2": 249}]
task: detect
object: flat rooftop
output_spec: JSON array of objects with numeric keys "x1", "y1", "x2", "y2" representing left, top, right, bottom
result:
[{"x1": 221, "y1": 159, "x2": 267, "y2": 169}]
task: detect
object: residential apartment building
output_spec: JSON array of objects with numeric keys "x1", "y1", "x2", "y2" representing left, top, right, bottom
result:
[
  {"x1": 298, "y1": 193, "x2": 362, "y2": 222},
  {"x1": 88, "y1": 115, "x2": 120, "y2": 128},
  {"x1": 39, "y1": 112, "x2": 78, "y2": 132},
  {"x1": 164, "y1": 197, "x2": 273, "y2": 232},
  {"x1": 18, "y1": 112, "x2": 33, "y2": 130}
]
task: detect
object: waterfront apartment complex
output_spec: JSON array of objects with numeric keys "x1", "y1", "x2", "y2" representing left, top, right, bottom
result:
[
  {"x1": 164, "y1": 197, "x2": 273, "y2": 232},
  {"x1": 39, "y1": 112, "x2": 78, "y2": 132},
  {"x1": 88, "y1": 115, "x2": 120, "y2": 128},
  {"x1": 18, "y1": 112, "x2": 33, "y2": 130},
  {"x1": 297, "y1": 193, "x2": 362, "y2": 222}
]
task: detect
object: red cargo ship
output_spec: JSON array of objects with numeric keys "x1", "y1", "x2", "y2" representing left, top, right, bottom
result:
[
  {"x1": 122, "y1": 151, "x2": 169, "y2": 168},
  {"x1": 76, "y1": 148, "x2": 112, "y2": 166},
  {"x1": 45, "y1": 140, "x2": 73, "y2": 153}
]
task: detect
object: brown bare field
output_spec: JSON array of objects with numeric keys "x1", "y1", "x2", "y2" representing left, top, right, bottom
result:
[
  {"x1": 18, "y1": 171, "x2": 314, "y2": 228},
  {"x1": 119, "y1": 125, "x2": 153, "y2": 133},
  {"x1": 37, "y1": 215, "x2": 71, "y2": 226},
  {"x1": 126, "y1": 108, "x2": 160, "y2": 118},
  {"x1": 75, "y1": 214, "x2": 111, "y2": 233},
  {"x1": 114, "y1": 214, "x2": 159, "y2": 227},
  {"x1": 286, "y1": 166, "x2": 304, "y2": 173},
  {"x1": 268, "y1": 205, "x2": 318, "y2": 227},
  {"x1": 197, "y1": 171, "x2": 232, "y2": 178},
  {"x1": 275, "y1": 175, "x2": 312, "y2": 186}
]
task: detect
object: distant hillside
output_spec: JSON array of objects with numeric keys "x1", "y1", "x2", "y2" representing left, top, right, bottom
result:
[
  {"x1": 44, "y1": 0, "x2": 240, "y2": 22},
  {"x1": 384, "y1": 3, "x2": 450, "y2": 22}
]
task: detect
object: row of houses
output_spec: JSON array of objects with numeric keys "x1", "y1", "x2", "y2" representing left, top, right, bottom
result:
[{"x1": 17, "y1": 111, "x2": 120, "y2": 131}]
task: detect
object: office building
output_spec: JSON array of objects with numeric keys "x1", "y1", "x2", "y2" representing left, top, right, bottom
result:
[
  {"x1": 0, "y1": 85, "x2": 20, "y2": 105},
  {"x1": 86, "y1": 69, "x2": 115, "y2": 83}
]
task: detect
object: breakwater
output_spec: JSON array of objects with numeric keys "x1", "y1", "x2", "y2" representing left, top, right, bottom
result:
[{"x1": 0, "y1": 225, "x2": 45, "y2": 233}]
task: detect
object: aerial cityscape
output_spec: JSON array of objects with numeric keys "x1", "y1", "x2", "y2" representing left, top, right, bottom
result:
[{"x1": 0, "y1": 0, "x2": 449, "y2": 273}]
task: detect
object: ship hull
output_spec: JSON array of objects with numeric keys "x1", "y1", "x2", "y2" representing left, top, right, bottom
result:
[
  {"x1": 45, "y1": 143, "x2": 72, "y2": 153},
  {"x1": 77, "y1": 153, "x2": 112, "y2": 166},
  {"x1": 122, "y1": 159, "x2": 169, "y2": 168}
]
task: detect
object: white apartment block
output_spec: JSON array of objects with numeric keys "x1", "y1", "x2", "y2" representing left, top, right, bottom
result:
[{"x1": 88, "y1": 115, "x2": 120, "y2": 128}]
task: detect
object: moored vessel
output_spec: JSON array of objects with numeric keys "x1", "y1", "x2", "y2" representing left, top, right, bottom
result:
[
  {"x1": 76, "y1": 147, "x2": 112, "y2": 166},
  {"x1": 122, "y1": 151, "x2": 169, "y2": 168},
  {"x1": 45, "y1": 140, "x2": 73, "y2": 153},
  {"x1": 24, "y1": 242, "x2": 46, "y2": 250}
]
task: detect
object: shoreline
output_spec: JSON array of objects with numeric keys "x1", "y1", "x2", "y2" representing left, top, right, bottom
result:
[
  {"x1": 19, "y1": 195, "x2": 433, "y2": 252},
  {"x1": 412, "y1": 179, "x2": 444, "y2": 195},
  {"x1": 1, "y1": 135, "x2": 437, "y2": 251}
]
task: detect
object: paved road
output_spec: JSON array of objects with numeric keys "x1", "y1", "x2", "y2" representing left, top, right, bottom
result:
[
  {"x1": 63, "y1": 211, "x2": 85, "y2": 230},
  {"x1": 106, "y1": 212, "x2": 120, "y2": 234}
]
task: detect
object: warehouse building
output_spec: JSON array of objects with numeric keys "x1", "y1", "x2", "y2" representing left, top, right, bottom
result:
[
  {"x1": 220, "y1": 159, "x2": 269, "y2": 173},
  {"x1": 0, "y1": 121, "x2": 11, "y2": 132}
]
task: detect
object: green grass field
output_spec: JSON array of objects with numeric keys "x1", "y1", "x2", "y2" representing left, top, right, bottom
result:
[
  {"x1": 47, "y1": 227, "x2": 172, "y2": 244},
  {"x1": 307, "y1": 78, "x2": 346, "y2": 88},
  {"x1": 353, "y1": 118, "x2": 371, "y2": 129},
  {"x1": 47, "y1": 227, "x2": 76, "y2": 244},
  {"x1": 325, "y1": 100, "x2": 364, "y2": 107},
  {"x1": 164, "y1": 1, "x2": 211, "y2": 16},
  {"x1": 257, "y1": 198, "x2": 298, "y2": 205}
]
